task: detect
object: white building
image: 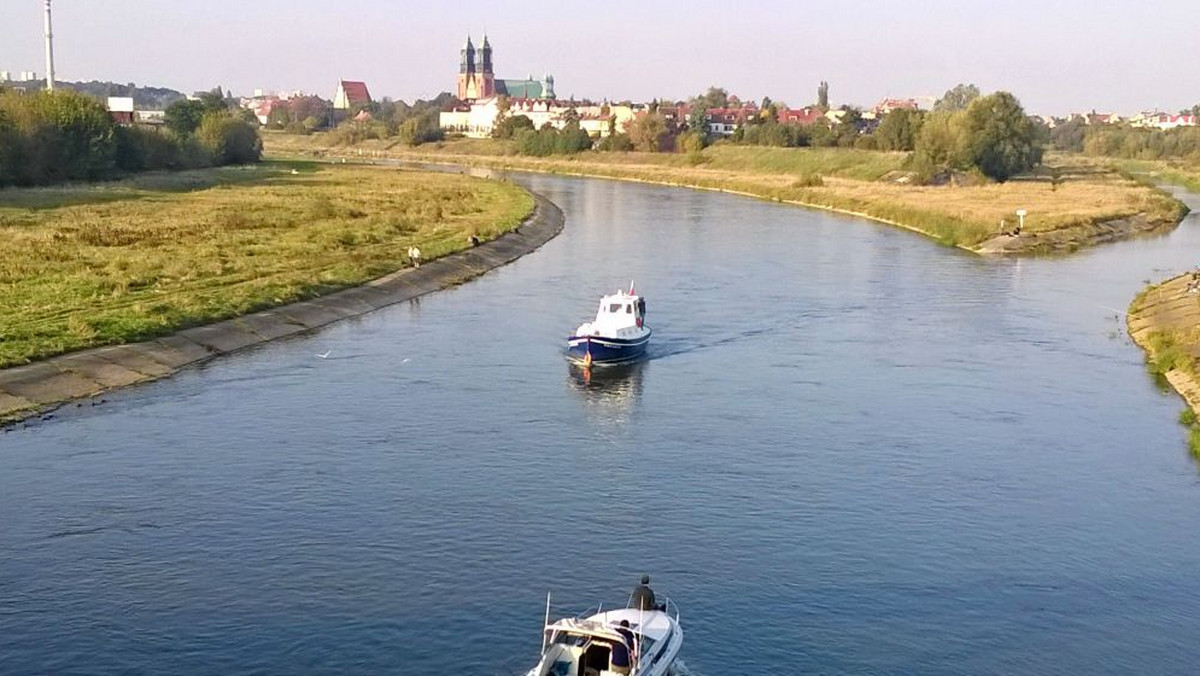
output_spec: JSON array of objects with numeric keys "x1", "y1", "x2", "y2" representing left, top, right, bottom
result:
[
  {"x1": 19, "y1": 71, "x2": 37, "y2": 82},
  {"x1": 0, "y1": 71, "x2": 10, "y2": 82},
  {"x1": 440, "y1": 97, "x2": 634, "y2": 138}
]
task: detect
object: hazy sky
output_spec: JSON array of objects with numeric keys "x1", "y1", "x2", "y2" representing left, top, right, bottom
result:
[{"x1": 3, "y1": 0, "x2": 1197, "y2": 114}]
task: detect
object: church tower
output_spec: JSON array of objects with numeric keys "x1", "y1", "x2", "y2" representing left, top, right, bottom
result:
[
  {"x1": 456, "y1": 35, "x2": 476, "y2": 100},
  {"x1": 478, "y1": 34, "x2": 496, "y2": 98}
]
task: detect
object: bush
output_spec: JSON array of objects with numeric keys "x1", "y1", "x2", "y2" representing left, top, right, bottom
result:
[
  {"x1": 493, "y1": 114, "x2": 535, "y2": 139},
  {"x1": 0, "y1": 89, "x2": 117, "y2": 185},
  {"x1": 597, "y1": 132, "x2": 633, "y2": 152},
  {"x1": 114, "y1": 125, "x2": 200, "y2": 172},
  {"x1": 196, "y1": 113, "x2": 262, "y2": 164},
  {"x1": 676, "y1": 130, "x2": 707, "y2": 154},
  {"x1": 397, "y1": 112, "x2": 444, "y2": 146},
  {"x1": 792, "y1": 173, "x2": 824, "y2": 187}
]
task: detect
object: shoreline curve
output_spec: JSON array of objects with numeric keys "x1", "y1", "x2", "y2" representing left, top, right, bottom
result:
[{"x1": 0, "y1": 191, "x2": 564, "y2": 426}]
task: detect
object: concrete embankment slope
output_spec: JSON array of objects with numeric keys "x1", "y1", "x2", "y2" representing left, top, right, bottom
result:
[
  {"x1": 1127, "y1": 273, "x2": 1200, "y2": 415},
  {"x1": 0, "y1": 193, "x2": 564, "y2": 425}
]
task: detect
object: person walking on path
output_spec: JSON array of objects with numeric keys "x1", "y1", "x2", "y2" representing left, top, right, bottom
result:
[{"x1": 407, "y1": 245, "x2": 422, "y2": 268}]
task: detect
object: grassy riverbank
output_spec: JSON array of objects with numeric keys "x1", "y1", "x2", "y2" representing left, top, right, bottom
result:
[
  {"x1": 1128, "y1": 275, "x2": 1200, "y2": 456},
  {"x1": 1111, "y1": 159, "x2": 1200, "y2": 194},
  {"x1": 266, "y1": 134, "x2": 1186, "y2": 253},
  {"x1": 0, "y1": 162, "x2": 533, "y2": 367}
]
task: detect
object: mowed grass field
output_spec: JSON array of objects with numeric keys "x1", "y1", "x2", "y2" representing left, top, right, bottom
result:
[
  {"x1": 0, "y1": 162, "x2": 534, "y2": 367},
  {"x1": 268, "y1": 134, "x2": 1184, "y2": 249}
]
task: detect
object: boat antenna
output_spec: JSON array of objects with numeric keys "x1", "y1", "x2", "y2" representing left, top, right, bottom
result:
[
  {"x1": 540, "y1": 591, "x2": 552, "y2": 654},
  {"x1": 629, "y1": 280, "x2": 635, "y2": 294}
]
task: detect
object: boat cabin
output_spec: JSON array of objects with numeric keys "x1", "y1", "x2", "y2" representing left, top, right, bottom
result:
[
  {"x1": 536, "y1": 621, "x2": 639, "y2": 676},
  {"x1": 577, "y1": 290, "x2": 647, "y2": 338},
  {"x1": 533, "y1": 608, "x2": 674, "y2": 676}
]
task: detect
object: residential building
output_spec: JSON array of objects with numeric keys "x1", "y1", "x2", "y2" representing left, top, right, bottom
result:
[
  {"x1": 1129, "y1": 111, "x2": 1197, "y2": 130},
  {"x1": 777, "y1": 106, "x2": 825, "y2": 125},
  {"x1": 106, "y1": 97, "x2": 135, "y2": 125},
  {"x1": 873, "y1": 98, "x2": 921, "y2": 115}
]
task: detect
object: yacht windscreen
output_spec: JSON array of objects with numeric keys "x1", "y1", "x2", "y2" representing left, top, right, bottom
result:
[{"x1": 608, "y1": 303, "x2": 622, "y2": 312}]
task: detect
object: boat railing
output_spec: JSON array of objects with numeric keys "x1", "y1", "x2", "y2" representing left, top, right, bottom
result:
[{"x1": 661, "y1": 595, "x2": 681, "y2": 622}]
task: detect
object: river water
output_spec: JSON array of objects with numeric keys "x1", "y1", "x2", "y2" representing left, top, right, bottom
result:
[{"x1": 3, "y1": 175, "x2": 1200, "y2": 674}]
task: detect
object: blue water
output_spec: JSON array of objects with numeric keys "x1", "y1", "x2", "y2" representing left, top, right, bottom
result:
[{"x1": 3, "y1": 175, "x2": 1200, "y2": 674}]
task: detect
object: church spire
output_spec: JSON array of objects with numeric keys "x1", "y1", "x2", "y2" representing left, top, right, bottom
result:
[
  {"x1": 480, "y1": 33, "x2": 493, "y2": 75},
  {"x1": 460, "y1": 35, "x2": 475, "y2": 74}
]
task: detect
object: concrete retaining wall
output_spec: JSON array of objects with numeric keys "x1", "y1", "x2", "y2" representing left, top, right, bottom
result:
[{"x1": 0, "y1": 192, "x2": 564, "y2": 425}]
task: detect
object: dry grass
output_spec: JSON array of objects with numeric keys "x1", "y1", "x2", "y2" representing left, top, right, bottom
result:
[
  {"x1": 0, "y1": 162, "x2": 534, "y2": 367},
  {"x1": 267, "y1": 134, "x2": 1184, "y2": 250}
]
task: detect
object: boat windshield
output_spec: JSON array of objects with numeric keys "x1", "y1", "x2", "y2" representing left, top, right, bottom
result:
[
  {"x1": 550, "y1": 630, "x2": 590, "y2": 647},
  {"x1": 607, "y1": 303, "x2": 622, "y2": 313}
]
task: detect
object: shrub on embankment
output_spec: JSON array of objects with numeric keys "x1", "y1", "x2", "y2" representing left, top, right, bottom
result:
[{"x1": 0, "y1": 89, "x2": 261, "y2": 187}]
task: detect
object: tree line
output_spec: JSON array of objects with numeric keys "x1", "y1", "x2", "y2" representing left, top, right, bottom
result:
[
  {"x1": 1050, "y1": 118, "x2": 1200, "y2": 164},
  {"x1": 0, "y1": 88, "x2": 261, "y2": 188},
  {"x1": 489, "y1": 82, "x2": 1041, "y2": 182},
  {"x1": 269, "y1": 93, "x2": 451, "y2": 148}
]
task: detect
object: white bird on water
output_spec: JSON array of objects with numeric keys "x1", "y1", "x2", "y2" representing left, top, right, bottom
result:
[{"x1": 316, "y1": 350, "x2": 331, "y2": 359}]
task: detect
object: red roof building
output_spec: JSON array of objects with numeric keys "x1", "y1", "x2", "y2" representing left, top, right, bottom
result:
[
  {"x1": 333, "y1": 80, "x2": 372, "y2": 110},
  {"x1": 777, "y1": 106, "x2": 825, "y2": 125}
]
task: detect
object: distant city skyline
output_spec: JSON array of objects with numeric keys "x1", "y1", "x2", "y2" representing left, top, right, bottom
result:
[{"x1": 2, "y1": 0, "x2": 1198, "y2": 115}]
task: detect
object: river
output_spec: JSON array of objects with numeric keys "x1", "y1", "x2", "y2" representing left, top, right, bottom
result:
[{"x1": 2, "y1": 175, "x2": 1200, "y2": 674}]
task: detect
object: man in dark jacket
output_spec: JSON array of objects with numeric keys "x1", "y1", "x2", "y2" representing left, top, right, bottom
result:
[
  {"x1": 611, "y1": 619, "x2": 636, "y2": 675},
  {"x1": 629, "y1": 574, "x2": 656, "y2": 611}
]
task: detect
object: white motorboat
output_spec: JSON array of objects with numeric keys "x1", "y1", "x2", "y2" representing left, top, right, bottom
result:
[
  {"x1": 566, "y1": 284, "x2": 651, "y2": 366},
  {"x1": 527, "y1": 589, "x2": 682, "y2": 676}
]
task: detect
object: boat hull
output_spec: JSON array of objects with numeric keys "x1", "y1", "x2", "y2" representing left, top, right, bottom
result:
[{"x1": 566, "y1": 330, "x2": 651, "y2": 364}]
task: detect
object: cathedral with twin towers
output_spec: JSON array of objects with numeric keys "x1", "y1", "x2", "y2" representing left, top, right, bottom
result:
[{"x1": 456, "y1": 34, "x2": 555, "y2": 101}]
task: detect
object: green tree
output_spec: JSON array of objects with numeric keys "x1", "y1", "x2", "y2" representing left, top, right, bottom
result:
[
  {"x1": 196, "y1": 88, "x2": 229, "y2": 114},
  {"x1": 912, "y1": 110, "x2": 967, "y2": 177},
  {"x1": 196, "y1": 113, "x2": 262, "y2": 164},
  {"x1": 875, "y1": 108, "x2": 925, "y2": 151},
  {"x1": 959, "y1": 91, "x2": 1042, "y2": 181},
  {"x1": 397, "y1": 111, "x2": 444, "y2": 146},
  {"x1": 699, "y1": 87, "x2": 728, "y2": 109},
  {"x1": 555, "y1": 120, "x2": 592, "y2": 153},
  {"x1": 164, "y1": 99, "x2": 207, "y2": 136},
  {"x1": 0, "y1": 108, "x2": 16, "y2": 186},
  {"x1": 834, "y1": 107, "x2": 863, "y2": 147},
  {"x1": 1050, "y1": 117, "x2": 1087, "y2": 152},
  {"x1": 687, "y1": 104, "x2": 710, "y2": 135},
  {"x1": 29, "y1": 90, "x2": 117, "y2": 181},
  {"x1": 493, "y1": 114, "x2": 535, "y2": 139},
  {"x1": 817, "y1": 81, "x2": 829, "y2": 110},
  {"x1": 628, "y1": 112, "x2": 669, "y2": 152},
  {"x1": 676, "y1": 130, "x2": 706, "y2": 154},
  {"x1": 934, "y1": 83, "x2": 980, "y2": 112}
]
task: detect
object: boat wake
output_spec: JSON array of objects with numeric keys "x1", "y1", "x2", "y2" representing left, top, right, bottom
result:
[
  {"x1": 648, "y1": 326, "x2": 775, "y2": 360},
  {"x1": 670, "y1": 659, "x2": 701, "y2": 676}
]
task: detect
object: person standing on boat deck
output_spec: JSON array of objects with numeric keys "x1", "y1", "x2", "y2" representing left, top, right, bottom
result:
[
  {"x1": 611, "y1": 619, "x2": 636, "y2": 675},
  {"x1": 629, "y1": 574, "x2": 656, "y2": 611}
]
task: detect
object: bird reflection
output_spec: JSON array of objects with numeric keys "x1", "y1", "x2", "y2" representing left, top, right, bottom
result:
[{"x1": 566, "y1": 360, "x2": 646, "y2": 424}]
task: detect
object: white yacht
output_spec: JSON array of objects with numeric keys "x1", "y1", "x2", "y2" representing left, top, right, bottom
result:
[{"x1": 527, "y1": 594, "x2": 682, "y2": 676}]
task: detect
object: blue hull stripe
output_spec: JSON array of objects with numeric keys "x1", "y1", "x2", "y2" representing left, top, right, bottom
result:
[{"x1": 566, "y1": 330, "x2": 651, "y2": 364}]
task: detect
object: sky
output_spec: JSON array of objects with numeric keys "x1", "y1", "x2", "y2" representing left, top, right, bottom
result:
[{"x1": 2, "y1": 0, "x2": 1198, "y2": 115}]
